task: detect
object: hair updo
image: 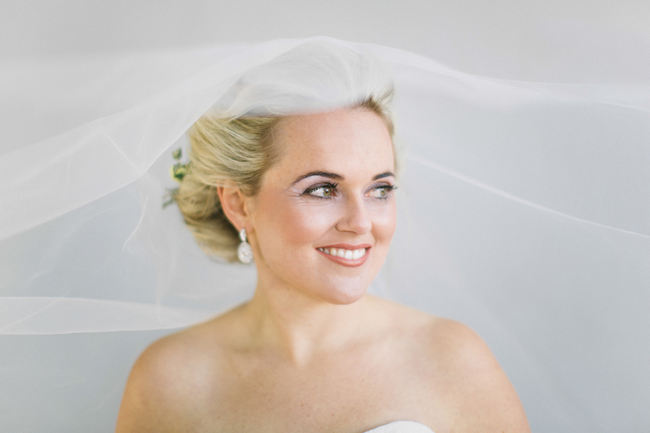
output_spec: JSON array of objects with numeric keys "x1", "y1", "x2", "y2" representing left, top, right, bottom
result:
[{"x1": 173, "y1": 40, "x2": 396, "y2": 262}]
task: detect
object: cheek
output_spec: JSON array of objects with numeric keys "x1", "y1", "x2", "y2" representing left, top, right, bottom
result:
[
  {"x1": 256, "y1": 196, "x2": 337, "y2": 248},
  {"x1": 369, "y1": 201, "x2": 397, "y2": 241}
]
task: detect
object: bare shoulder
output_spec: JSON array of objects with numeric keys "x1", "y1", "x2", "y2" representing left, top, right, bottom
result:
[
  {"x1": 426, "y1": 317, "x2": 532, "y2": 433},
  {"x1": 114, "y1": 320, "x2": 231, "y2": 433},
  {"x1": 365, "y1": 298, "x2": 530, "y2": 431}
]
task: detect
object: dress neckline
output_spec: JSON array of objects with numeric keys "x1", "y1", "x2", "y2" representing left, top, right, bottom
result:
[{"x1": 362, "y1": 420, "x2": 434, "y2": 433}]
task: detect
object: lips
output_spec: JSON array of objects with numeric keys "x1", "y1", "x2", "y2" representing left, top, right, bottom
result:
[{"x1": 315, "y1": 243, "x2": 371, "y2": 267}]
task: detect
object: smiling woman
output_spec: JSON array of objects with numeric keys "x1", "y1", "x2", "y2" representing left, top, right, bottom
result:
[
  {"x1": 2, "y1": 11, "x2": 648, "y2": 429},
  {"x1": 235, "y1": 107, "x2": 398, "y2": 306},
  {"x1": 114, "y1": 41, "x2": 531, "y2": 433}
]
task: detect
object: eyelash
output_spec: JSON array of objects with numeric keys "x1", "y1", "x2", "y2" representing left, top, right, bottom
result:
[{"x1": 302, "y1": 182, "x2": 397, "y2": 200}]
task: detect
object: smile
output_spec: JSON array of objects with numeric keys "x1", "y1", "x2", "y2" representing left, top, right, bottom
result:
[{"x1": 316, "y1": 244, "x2": 370, "y2": 267}]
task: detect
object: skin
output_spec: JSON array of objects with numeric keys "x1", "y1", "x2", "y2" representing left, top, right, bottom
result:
[{"x1": 115, "y1": 107, "x2": 531, "y2": 433}]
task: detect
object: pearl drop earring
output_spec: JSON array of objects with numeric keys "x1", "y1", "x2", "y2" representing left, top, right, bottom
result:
[{"x1": 237, "y1": 228, "x2": 253, "y2": 264}]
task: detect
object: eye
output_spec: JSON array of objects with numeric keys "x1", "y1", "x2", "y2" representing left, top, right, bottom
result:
[
  {"x1": 368, "y1": 184, "x2": 396, "y2": 200},
  {"x1": 303, "y1": 183, "x2": 338, "y2": 199}
]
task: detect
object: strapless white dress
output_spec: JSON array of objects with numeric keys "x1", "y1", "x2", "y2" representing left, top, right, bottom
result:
[{"x1": 363, "y1": 420, "x2": 434, "y2": 433}]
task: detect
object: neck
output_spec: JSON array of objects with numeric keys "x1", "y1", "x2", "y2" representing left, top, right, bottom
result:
[{"x1": 240, "y1": 277, "x2": 372, "y2": 367}]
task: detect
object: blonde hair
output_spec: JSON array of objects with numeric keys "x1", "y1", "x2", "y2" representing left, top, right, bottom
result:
[{"x1": 175, "y1": 91, "x2": 396, "y2": 262}]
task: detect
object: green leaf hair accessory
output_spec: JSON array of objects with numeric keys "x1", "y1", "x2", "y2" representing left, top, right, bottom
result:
[
  {"x1": 162, "y1": 147, "x2": 190, "y2": 209},
  {"x1": 170, "y1": 147, "x2": 189, "y2": 182}
]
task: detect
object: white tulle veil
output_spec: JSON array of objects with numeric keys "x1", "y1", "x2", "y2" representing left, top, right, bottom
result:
[{"x1": 1, "y1": 35, "x2": 648, "y2": 432}]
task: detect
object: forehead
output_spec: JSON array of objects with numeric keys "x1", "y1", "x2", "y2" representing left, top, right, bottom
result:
[{"x1": 269, "y1": 107, "x2": 394, "y2": 176}]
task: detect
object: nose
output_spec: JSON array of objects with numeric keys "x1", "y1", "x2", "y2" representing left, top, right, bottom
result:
[{"x1": 335, "y1": 195, "x2": 372, "y2": 234}]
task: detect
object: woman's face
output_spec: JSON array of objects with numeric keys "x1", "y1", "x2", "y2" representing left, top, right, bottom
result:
[{"x1": 246, "y1": 107, "x2": 397, "y2": 304}]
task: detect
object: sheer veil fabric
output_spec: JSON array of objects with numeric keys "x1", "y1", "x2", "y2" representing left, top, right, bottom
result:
[{"x1": 0, "y1": 35, "x2": 648, "y2": 432}]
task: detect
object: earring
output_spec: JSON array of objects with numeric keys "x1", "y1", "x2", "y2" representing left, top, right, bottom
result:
[{"x1": 237, "y1": 228, "x2": 253, "y2": 264}]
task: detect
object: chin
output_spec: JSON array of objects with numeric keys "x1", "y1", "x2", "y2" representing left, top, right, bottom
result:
[{"x1": 317, "y1": 281, "x2": 369, "y2": 305}]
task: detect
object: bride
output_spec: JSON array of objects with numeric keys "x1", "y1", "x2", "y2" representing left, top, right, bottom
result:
[{"x1": 114, "y1": 41, "x2": 530, "y2": 433}]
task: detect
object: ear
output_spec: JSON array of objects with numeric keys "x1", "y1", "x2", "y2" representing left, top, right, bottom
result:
[{"x1": 216, "y1": 183, "x2": 252, "y2": 232}]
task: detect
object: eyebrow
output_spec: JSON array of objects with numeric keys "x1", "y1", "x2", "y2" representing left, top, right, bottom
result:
[{"x1": 291, "y1": 170, "x2": 395, "y2": 185}]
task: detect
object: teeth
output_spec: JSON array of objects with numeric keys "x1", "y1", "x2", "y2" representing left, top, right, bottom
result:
[{"x1": 318, "y1": 247, "x2": 367, "y2": 260}]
